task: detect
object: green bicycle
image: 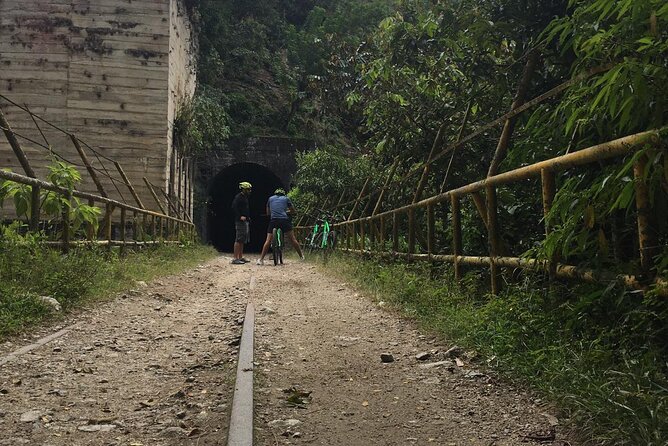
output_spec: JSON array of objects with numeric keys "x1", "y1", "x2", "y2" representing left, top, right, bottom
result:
[
  {"x1": 271, "y1": 227, "x2": 284, "y2": 265},
  {"x1": 305, "y1": 212, "x2": 337, "y2": 256}
]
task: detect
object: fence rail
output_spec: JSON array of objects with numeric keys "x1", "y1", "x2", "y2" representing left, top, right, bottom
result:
[
  {"x1": 0, "y1": 94, "x2": 195, "y2": 250},
  {"x1": 322, "y1": 129, "x2": 666, "y2": 296}
]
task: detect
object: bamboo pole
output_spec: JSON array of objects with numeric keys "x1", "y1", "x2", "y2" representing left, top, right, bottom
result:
[
  {"x1": 486, "y1": 185, "x2": 501, "y2": 294},
  {"x1": 379, "y1": 215, "x2": 386, "y2": 250},
  {"x1": 408, "y1": 209, "x2": 416, "y2": 258},
  {"x1": 373, "y1": 158, "x2": 400, "y2": 216},
  {"x1": 451, "y1": 195, "x2": 462, "y2": 281},
  {"x1": 114, "y1": 161, "x2": 145, "y2": 209},
  {"x1": 1, "y1": 108, "x2": 40, "y2": 230},
  {"x1": 348, "y1": 177, "x2": 371, "y2": 221},
  {"x1": 105, "y1": 203, "x2": 113, "y2": 251},
  {"x1": 488, "y1": 50, "x2": 541, "y2": 177},
  {"x1": 392, "y1": 212, "x2": 399, "y2": 253},
  {"x1": 541, "y1": 169, "x2": 557, "y2": 280},
  {"x1": 62, "y1": 190, "x2": 71, "y2": 253},
  {"x1": 120, "y1": 207, "x2": 127, "y2": 255},
  {"x1": 87, "y1": 198, "x2": 95, "y2": 241},
  {"x1": 143, "y1": 177, "x2": 168, "y2": 214},
  {"x1": 360, "y1": 219, "x2": 366, "y2": 252},
  {"x1": 340, "y1": 130, "x2": 661, "y2": 225},
  {"x1": 634, "y1": 154, "x2": 658, "y2": 273},
  {"x1": 470, "y1": 191, "x2": 488, "y2": 228},
  {"x1": 70, "y1": 135, "x2": 108, "y2": 198},
  {"x1": 427, "y1": 204, "x2": 435, "y2": 260},
  {"x1": 338, "y1": 249, "x2": 668, "y2": 297}
]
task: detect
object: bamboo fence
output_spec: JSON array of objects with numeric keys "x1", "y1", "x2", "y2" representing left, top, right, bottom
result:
[{"x1": 0, "y1": 94, "x2": 195, "y2": 252}]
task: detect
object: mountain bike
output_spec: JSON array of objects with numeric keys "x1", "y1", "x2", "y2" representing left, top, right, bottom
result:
[
  {"x1": 305, "y1": 212, "x2": 337, "y2": 257},
  {"x1": 271, "y1": 227, "x2": 284, "y2": 265}
]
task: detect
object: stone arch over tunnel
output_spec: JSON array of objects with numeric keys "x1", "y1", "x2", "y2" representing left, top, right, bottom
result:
[{"x1": 207, "y1": 162, "x2": 285, "y2": 252}]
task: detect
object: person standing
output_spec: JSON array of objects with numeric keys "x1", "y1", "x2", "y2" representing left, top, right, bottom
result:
[
  {"x1": 231, "y1": 181, "x2": 252, "y2": 264},
  {"x1": 256, "y1": 188, "x2": 305, "y2": 265}
]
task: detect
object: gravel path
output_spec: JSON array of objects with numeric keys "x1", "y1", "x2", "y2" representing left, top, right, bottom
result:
[{"x1": 0, "y1": 255, "x2": 574, "y2": 445}]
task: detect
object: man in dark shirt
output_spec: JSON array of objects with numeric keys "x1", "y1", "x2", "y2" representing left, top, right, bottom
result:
[
  {"x1": 256, "y1": 188, "x2": 305, "y2": 265},
  {"x1": 231, "y1": 181, "x2": 252, "y2": 264}
]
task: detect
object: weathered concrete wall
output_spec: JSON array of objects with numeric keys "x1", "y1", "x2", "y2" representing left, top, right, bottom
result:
[
  {"x1": 0, "y1": 0, "x2": 196, "y2": 216},
  {"x1": 168, "y1": 0, "x2": 197, "y2": 217}
]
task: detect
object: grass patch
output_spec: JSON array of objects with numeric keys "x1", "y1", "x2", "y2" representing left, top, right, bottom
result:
[
  {"x1": 323, "y1": 253, "x2": 668, "y2": 446},
  {"x1": 0, "y1": 229, "x2": 217, "y2": 339}
]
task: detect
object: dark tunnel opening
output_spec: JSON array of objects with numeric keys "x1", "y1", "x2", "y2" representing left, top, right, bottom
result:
[{"x1": 207, "y1": 162, "x2": 285, "y2": 252}]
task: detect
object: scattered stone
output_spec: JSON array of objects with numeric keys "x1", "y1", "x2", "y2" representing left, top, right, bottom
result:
[
  {"x1": 227, "y1": 337, "x2": 241, "y2": 347},
  {"x1": 37, "y1": 296, "x2": 61, "y2": 312},
  {"x1": 136, "y1": 281, "x2": 148, "y2": 288},
  {"x1": 380, "y1": 353, "x2": 395, "y2": 363},
  {"x1": 464, "y1": 370, "x2": 485, "y2": 379},
  {"x1": 261, "y1": 307, "x2": 276, "y2": 314},
  {"x1": 540, "y1": 413, "x2": 559, "y2": 426},
  {"x1": 176, "y1": 410, "x2": 187, "y2": 419},
  {"x1": 422, "y1": 377, "x2": 441, "y2": 385},
  {"x1": 77, "y1": 424, "x2": 116, "y2": 432},
  {"x1": 159, "y1": 426, "x2": 188, "y2": 437},
  {"x1": 188, "y1": 428, "x2": 202, "y2": 437},
  {"x1": 444, "y1": 346, "x2": 464, "y2": 358},
  {"x1": 415, "y1": 352, "x2": 431, "y2": 361},
  {"x1": 419, "y1": 360, "x2": 452, "y2": 369},
  {"x1": 20, "y1": 410, "x2": 41, "y2": 423},
  {"x1": 52, "y1": 347, "x2": 62, "y2": 352}
]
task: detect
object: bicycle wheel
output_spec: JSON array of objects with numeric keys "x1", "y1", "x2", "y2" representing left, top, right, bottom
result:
[
  {"x1": 307, "y1": 232, "x2": 321, "y2": 255},
  {"x1": 272, "y1": 228, "x2": 281, "y2": 266},
  {"x1": 327, "y1": 230, "x2": 337, "y2": 250}
]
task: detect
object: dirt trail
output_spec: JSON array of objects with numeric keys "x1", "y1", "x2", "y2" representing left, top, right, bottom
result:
[{"x1": 0, "y1": 255, "x2": 574, "y2": 446}]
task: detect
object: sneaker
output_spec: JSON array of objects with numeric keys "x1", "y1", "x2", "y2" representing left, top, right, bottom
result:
[
  {"x1": 299, "y1": 254, "x2": 305, "y2": 261},
  {"x1": 256, "y1": 259, "x2": 264, "y2": 265},
  {"x1": 231, "y1": 259, "x2": 245, "y2": 265},
  {"x1": 241, "y1": 258, "x2": 250, "y2": 263}
]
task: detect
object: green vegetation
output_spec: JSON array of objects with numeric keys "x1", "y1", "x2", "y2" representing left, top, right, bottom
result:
[
  {"x1": 326, "y1": 254, "x2": 668, "y2": 445},
  {"x1": 192, "y1": 0, "x2": 396, "y2": 147},
  {"x1": 1, "y1": 159, "x2": 100, "y2": 237},
  {"x1": 0, "y1": 224, "x2": 217, "y2": 338}
]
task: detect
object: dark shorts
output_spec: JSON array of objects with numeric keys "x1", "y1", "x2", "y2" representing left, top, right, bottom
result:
[
  {"x1": 267, "y1": 218, "x2": 293, "y2": 234},
  {"x1": 235, "y1": 221, "x2": 249, "y2": 243}
]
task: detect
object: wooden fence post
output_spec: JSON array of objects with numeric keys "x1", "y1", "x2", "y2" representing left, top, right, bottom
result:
[
  {"x1": 541, "y1": 169, "x2": 557, "y2": 280},
  {"x1": 451, "y1": 195, "x2": 462, "y2": 281},
  {"x1": 348, "y1": 177, "x2": 370, "y2": 221},
  {"x1": 62, "y1": 190, "x2": 71, "y2": 253},
  {"x1": 1, "y1": 109, "x2": 41, "y2": 230},
  {"x1": 105, "y1": 203, "x2": 113, "y2": 251},
  {"x1": 408, "y1": 209, "x2": 416, "y2": 258},
  {"x1": 87, "y1": 198, "x2": 95, "y2": 241},
  {"x1": 634, "y1": 154, "x2": 658, "y2": 273},
  {"x1": 114, "y1": 161, "x2": 145, "y2": 209},
  {"x1": 360, "y1": 219, "x2": 366, "y2": 252},
  {"x1": 120, "y1": 207, "x2": 127, "y2": 255},
  {"x1": 369, "y1": 218, "x2": 376, "y2": 251},
  {"x1": 392, "y1": 212, "x2": 399, "y2": 254},
  {"x1": 379, "y1": 215, "x2": 386, "y2": 251},
  {"x1": 427, "y1": 204, "x2": 435, "y2": 260},
  {"x1": 486, "y1": 185, "x2": 501, "y2": 294}
]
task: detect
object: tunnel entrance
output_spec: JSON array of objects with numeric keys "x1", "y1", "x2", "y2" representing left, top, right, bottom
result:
[{"x1": 207, "y1": 162, "x2": 284, "y2": 252}]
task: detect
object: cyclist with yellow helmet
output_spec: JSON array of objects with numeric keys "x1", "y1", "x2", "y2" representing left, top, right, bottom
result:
[
  {"x1": 231, "y1": 181, "x2": 252, "y2": 264},
  {"x1": 256, "y1": 187, "x2": 305, "y2": 265}
]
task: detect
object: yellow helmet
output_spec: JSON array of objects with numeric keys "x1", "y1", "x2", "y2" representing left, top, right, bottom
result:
[{"x1": 239, "y1": 181, "x2": 252, "y2": 190}]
